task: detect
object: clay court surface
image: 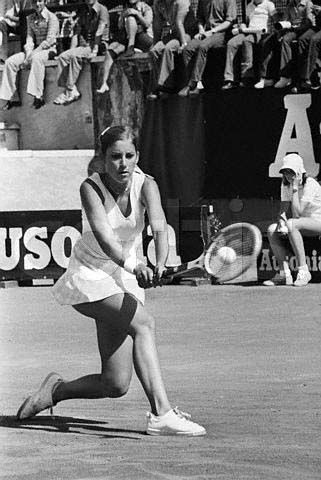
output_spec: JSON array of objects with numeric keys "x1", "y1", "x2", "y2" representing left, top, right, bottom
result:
[{"x1": 1, "y1": 284, "x2": 320, "y2": 479}]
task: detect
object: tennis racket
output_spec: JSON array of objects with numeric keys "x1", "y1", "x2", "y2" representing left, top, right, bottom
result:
[{"x1": 163, "y1": 222, "x2": 262, "y2": 283}]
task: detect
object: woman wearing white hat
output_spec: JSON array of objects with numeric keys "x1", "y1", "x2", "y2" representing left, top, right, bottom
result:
[{"x1": 264, "y1": 153, "x2": 321, "y2": 287}]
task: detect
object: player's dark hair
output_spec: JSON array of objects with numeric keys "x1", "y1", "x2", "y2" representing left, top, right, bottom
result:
[
  {"x1": 282, "y1": 172, "x2": 307, "y2": 186},
  {"x1": 100, "y1": 126, "x2": 138, "y2": 155}
]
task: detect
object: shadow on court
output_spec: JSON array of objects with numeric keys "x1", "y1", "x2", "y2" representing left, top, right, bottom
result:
[{"x1": 0, "y1": 415, "x2": 143, "y2": 439}]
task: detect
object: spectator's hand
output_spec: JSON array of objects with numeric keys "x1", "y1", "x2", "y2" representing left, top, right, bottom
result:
[
  {"x1": 124, "y1": 8, "x2": 138, "y2": 17},
  {"x1": 232, "y1": 26, "x2": 240, "y2": 35},
  {"x1": 178, "y1": 41, "x2": 188, "y2": 53},
  {"x1": 292, "y1": 174, "x2": 301, "y2": 190},
  {"x1": 88, "y1": 48, "x2": 98, "y2": 59},
  {"x1": 39, "y1": 40, "x2": 50, "y2": 49},
  {"x1": 21, "y1": 53, "x2": 32, "y2": 69},
  {"x1": 195, "y1": 25, "x2": 206, "y2": 40},
  {"x1": 134, "y1": 264, "x2": 154, "y2": 289}
]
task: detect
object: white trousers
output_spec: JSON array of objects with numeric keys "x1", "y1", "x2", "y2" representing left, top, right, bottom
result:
[{"x1": 0, "y1": 49, "x2": 50, "y2": 101}]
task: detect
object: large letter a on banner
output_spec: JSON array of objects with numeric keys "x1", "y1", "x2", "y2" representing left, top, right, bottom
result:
[{"x1": 269, "y1": 94, "x2": 319, "y2": 177}]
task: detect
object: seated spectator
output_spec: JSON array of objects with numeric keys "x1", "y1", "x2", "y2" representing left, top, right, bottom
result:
[
  {"x1": 0, "y1": 0, "x2": 59, "y2": 110},
  {"x1": 0, "y1": 0, "x2": 33, "y2": 64},
  {"x1": 147, "y1": 0, "x2": 196, "y2": 100},
  {"x1": 294, "y1": 4, "x2": 321, "y2": 91},
  {"x1": 178, "y1": 0, "x2": 237, "y2": 97},
  {"x1": 253, "y1": 0, "x2": 314, "y2": 89},
  {"x1": 221, "y1": 0, "x2": 278, "y2": 90},
  {"x1": 97, "y1": 0, "x2": 153, "y2": 94},
  {"x1": 55, "y1": 9, "x2": 78, "y2": 54},
  {"x1": 53, "y1": 0, "x2": 108, "y2": 105},
  {"x1": 263, "y1": 153, "x2": 321, "y2": 288}
]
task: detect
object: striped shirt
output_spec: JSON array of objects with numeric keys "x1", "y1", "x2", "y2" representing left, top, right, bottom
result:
[{"x1": 25, "y1": 7, "x2": 59, "y2": 51}]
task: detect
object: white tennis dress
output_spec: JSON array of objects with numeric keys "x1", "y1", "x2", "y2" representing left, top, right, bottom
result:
[{"x1": 52, "y1": 168, "x2": 146, "y2": 306}]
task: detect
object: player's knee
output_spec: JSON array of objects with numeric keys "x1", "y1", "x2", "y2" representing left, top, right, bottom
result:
[
  {"x1": 107, "y1": 382, "x2": 129, "y2": 398},
  {"x1": 130, "y1": 312, "x2": 155, "y2": 337},
  {"x1": 100, "y1": 374, "x2": 130, "y2": 398},
  {"x1": 286, "y1": 218, "x2": 298, "y2": 232}
]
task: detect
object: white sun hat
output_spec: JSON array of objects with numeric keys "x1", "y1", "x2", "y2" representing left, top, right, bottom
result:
[{"x1": 279, "y1": 153, "x2": 306, "y2": 175}]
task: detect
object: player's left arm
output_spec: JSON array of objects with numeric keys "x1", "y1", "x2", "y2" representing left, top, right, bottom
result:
[{"x1": 141, "y1": 176, "x2": 169, "y2": 280}]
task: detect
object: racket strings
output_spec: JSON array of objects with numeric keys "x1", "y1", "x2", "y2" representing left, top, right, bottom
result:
[{"x1": 205, "y1": 224, "x2": 261, "y2": 282}]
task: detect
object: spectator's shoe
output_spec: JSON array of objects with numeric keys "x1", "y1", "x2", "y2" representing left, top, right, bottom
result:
[
  {"x1": 53, "y1": 92, "x2": 69, "y2": 105},
  {"x1": 33, "y1": 97, "x2": 45, "y2": 109},
  {"x1": 254, "y1": 78, "x2": 274, "y2": 89},
  {"x1": 146, "y1": 407, "x2": 206, "y2": 436},
  {"x1": 122, "y1": 45, "x2": 135, "y2": 58},
  {"x1": 294, "y1": 270, "x2": 311, "y2": 287},
  {"x1": 221, "y1": 81, "x2": 238, "y2": 90},
  {"x1": 64, "y1": 87, "x2": 81, "y2": 104},
  {"x1": 178, "y1": 86, "x2": 191, "y2": 97},
  {"x1": 1, "y1": 100, "x2": 21, "y2": 110},
  {"x1": 96, "y1": 83, "x2": 109, "y2": 94},
  {"x1": 16, "y1": 372, "x2": 63, "y2": 420},
  {"x1": 274, "y1": 77, "x2": 292, "y2": 89},
  {"x1": 263, "y1": 273, "x2": 293, "y2": 286}
]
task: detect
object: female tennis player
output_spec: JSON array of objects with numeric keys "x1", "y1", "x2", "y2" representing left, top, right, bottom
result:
[
  {"x1": 16, "y1": 125, "x2": 206, "y2": 437},
  {"x1": 264, "y1": 153, "x2": 321, "y2": 287}
]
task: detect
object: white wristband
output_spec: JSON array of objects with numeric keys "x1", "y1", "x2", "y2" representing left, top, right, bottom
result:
[{"x1": 123, "y1": 257, "x2": 137, "y2": 274}]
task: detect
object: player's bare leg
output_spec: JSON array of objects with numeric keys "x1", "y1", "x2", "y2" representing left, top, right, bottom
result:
[
  {"x1": 263, "y1": 223, "x2": 293, "y2": 286},
  {"x1": 287, "y1": 218, "x2": 321, "y2": 286}
]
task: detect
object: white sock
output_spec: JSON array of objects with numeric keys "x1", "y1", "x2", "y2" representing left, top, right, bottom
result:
[
  {"x1": 282, "y1": 262, "x2": 291, "y2": 276},
  {"x1": 298, "y1": 264, "x2": 308, "y2": 272}
]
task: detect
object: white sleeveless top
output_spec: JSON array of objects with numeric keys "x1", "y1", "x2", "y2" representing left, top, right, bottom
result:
[{"x1": 52, "y1": 168, "x2": 146, "y2": 306}]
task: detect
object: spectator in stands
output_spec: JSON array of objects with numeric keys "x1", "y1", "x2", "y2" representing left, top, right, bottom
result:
[
  {"x1": 254, "y1": 0, "x2": 314, "y2": 89},
  {"x1": 295, "y1": 4, "x2": 321, "y2": 91},
  {"x1": 221, "y1": 0, "x2": 278, "y2": 90},
  {"x1": 178, "y1": 0, "x2": 237, "y2": 96},
  {"x1": 53, "y1": 0, "x2": 109, "y2": 105},
  {"x1": 97, "y1": 0, "x2": 153, "y2": 94},
  {"x1": 263, "y1": 153, "x2": 321, "y2": 287},
  {"x1": 0, "y1": 0, "x2": 59, "y2": 110},
  {"x1": 0, "y1": 0, "x2": 33, "y2": 64},
  {"x1": 147, "y1": 0, "x2": 197, "y2": 100}
]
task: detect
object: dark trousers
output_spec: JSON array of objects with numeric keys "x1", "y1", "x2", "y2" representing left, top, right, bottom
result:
[
  {"x1": 0, "y1": 21, "x2": 18, "y2": 62},
  {"x1": 182, "y1": 32, "x2": 226, "y2": 85},
  {"x1": 298, "y1": 28, "x2": 321, "y2": 80}
]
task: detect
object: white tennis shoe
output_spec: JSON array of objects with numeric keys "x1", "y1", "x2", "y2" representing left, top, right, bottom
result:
[
  {"x1": 263, "y1": 273, "x2": 293, "y2": 286},
  {"x1": 16, "y1": 372, "x2": 63, "y2": 420},
  {"x1": 146, "y1": 407, "x2": 206, "y2": 436},
  {"x1": 294, "y1": 270, "x2": 311, "y2": 287}
]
